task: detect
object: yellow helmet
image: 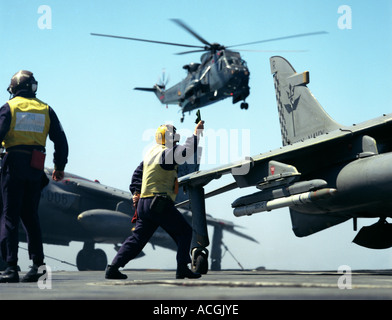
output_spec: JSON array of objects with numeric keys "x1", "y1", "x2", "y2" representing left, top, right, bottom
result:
[{"x1": 155, "y1": 124, "x2": 180, "y2": 145}]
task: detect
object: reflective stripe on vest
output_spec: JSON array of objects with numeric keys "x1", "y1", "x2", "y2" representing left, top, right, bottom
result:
[
  {"x1": 141, "y1": 144, "x2": 178, "y2": 201},
  {"x1": 2, "y1": 96, "x2": 50, "y2": 149}
]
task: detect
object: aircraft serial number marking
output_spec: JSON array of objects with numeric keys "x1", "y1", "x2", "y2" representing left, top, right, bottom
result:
[{"x1": 42, "y1": 190, "x2": 69, "y2": 206}]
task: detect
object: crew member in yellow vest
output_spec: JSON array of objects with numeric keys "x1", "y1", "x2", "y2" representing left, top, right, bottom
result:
[
  {"x1": 0, "y1": 70, "x2": 68, "y2": 283},
  {"x1": 106, "y1": 121, "x2": 204, "y2": 280}
]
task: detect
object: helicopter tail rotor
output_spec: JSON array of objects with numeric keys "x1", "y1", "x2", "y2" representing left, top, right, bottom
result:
[{"x1": 157, "y1": 68, "x2": 170, "y2": 90}]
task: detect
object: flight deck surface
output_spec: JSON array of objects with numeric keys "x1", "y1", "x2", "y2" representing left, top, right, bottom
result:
[{"x1": 1, "y1": 269, "x2": 392, "y2": 301}]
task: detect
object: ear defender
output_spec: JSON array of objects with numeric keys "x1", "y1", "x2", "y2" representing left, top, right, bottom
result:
[{"x1": 155, "y1": 125, "x2": 167, "y2": 145}]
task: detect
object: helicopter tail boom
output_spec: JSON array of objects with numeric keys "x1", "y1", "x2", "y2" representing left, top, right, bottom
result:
[
  {"x1": 134, "y1": 85, "x2": 167, "y2": 103},
  {"x1": 134, "y1": 87, "x2": 157, "y2": 92}
]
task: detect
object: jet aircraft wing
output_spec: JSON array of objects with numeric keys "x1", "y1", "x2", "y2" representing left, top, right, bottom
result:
[
  {"x1": 179, "y1": 115, "x2": 392, "y2": 191},
  {"x1": 179, "y1": 56, "x2": 392, "y2": 254},
  {"x1": 61, "y1": 175, "x2": 131, "y2": 201}
]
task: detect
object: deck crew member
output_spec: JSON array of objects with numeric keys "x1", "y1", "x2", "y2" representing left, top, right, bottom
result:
[
  {"x1": 0, "y1": 70, "x2": 68, "y2": 283},
  {"x1": 106, "y1": 121, "x2": 204, "y2": 280}
]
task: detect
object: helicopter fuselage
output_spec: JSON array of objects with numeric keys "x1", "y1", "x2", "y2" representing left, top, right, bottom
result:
[{"x1": 158, "y1": 50, "x2": 250, "y2": 118}]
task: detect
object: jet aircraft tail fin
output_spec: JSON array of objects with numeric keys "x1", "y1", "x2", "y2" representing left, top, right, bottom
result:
[{"x1": 270, "y1": 56, "x2": 342, "y2": 146}]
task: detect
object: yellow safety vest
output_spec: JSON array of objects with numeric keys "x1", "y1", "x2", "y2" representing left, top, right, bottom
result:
[
  {"x1": 2, "y1": 96, "x2": 50, "y2": 149},
  {"x1": 141, "y1": 144, "x2": 178, "y2": 201}
]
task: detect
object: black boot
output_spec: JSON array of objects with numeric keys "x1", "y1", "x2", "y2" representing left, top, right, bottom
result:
[
  {"x1": 21, "y1": 264, "x2": 46, "y2": 283},
  {"x1": 176, "y1": 264, "x2": 201, "y2": 279},
  {"x1": 105, "y1": 265, "x2": 127, "y2": 279},
  {"x1": 0, "y1": 266, "x2": 19, "y2": 283}
]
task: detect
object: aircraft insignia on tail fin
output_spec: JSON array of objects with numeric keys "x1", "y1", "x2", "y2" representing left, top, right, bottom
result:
[{"x1": 270, "y1": 56, "x2": 343, "y2": 146}]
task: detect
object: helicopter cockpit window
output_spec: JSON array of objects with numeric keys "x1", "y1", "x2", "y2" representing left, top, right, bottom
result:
[{"x1": 226, "y1": 57, "x2": 247, "y2": 67}]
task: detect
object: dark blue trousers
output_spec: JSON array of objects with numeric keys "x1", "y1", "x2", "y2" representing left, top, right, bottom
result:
[
  {"x1": 0, "y1": 152, "x2": 45, "y2": 265},
  {"x1": 112, "y1": 197, "x2": 192, "y2": 268}
]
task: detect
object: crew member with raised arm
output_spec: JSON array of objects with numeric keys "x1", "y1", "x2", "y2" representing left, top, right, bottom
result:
[{"x1": 106, "y1": 121, "x2": 204, "y2": 280}]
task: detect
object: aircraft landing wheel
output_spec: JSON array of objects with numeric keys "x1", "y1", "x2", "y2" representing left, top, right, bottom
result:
[
  {"x1": 194, "y1": 254, "x2": 208, "y2": 274},
  {"x1": 240, "y1": 102, "x2": 248, "y2": 110},
  {"x1": 76, "y1": 248, "x2": 107, "y2": 271},
  {"x1": 192, "y1": 247, "x2": 208, "y2": 274}
]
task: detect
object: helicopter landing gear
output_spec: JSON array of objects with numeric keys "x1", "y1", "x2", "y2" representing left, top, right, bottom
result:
[{"x1": 240, "y1": 102, "x2": 249, "y2": 110}]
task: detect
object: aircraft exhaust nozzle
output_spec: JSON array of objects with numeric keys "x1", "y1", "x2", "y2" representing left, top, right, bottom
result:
[{"x1": 233, "y1": 188, "x2": 336, "y2": 217}]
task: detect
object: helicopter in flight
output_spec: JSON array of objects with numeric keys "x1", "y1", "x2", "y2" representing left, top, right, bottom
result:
[{"x1": 91, "y1": 19, "x2": 326, "y2": 122}]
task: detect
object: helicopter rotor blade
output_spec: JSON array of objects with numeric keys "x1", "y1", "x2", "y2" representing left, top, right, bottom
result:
[
  {"x1": 91, "y1": 33, "x2": 204, "y2": 49},
  {"x1": 174, "y1": 49, "x2": 209, "y2": 55},
  {"x1": 236, "y1": 49, "x2": 308, "y2": 53},
  {"x1": 170, "y1": 19, "x2": 212, "y2": 47},
  {"x1": 227, "y1": 31, "x2": 328, "y2": 49}
]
